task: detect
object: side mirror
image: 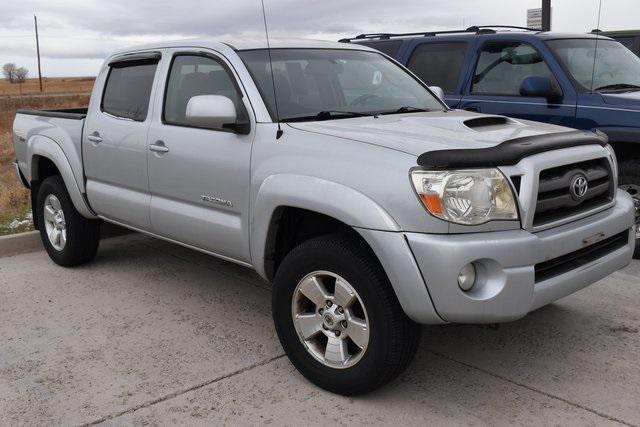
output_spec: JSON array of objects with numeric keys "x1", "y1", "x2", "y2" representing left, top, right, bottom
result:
[
  {"x1": 185, "y1": 95, "x2": 238, "y2": 130},
  {"x1": 429, "y1": 86, "x2": 445, "y2": 102},
  {"x1": 519, "y1": 76, "x2": 562, "y2": 100}
]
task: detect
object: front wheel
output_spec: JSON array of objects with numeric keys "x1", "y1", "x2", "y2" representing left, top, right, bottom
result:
[
  {"x1": 37, "y1": 175, "x2": 101, "y2": 266},
  {"x1": 272, "y1": 234, "x2": 420, "y2": 395},
  {"x1": 619, "y1": 160, "x2": 640, "y2": 259}
]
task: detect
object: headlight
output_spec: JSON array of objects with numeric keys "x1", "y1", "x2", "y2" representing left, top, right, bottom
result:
[{"x1": 411, "y1": 168, "x2": 519, "y2": 225}]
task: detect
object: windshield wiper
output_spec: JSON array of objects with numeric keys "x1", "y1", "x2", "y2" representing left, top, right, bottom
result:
[
  {"x1": 594, "y1": 83, "x2": 640, "y2": 92},
  {"x1": 377, "y1": 106, "x2": 430, "y2": 115},
  {"x1": 282, "y1": 110, "x2": 374, "y2": 122}
]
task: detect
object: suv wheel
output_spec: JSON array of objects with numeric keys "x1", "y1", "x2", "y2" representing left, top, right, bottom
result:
[
  {"x1": 37, "y1": 176, "x2": 101, "y2": 266},
  {"x1": 619, "y1": 160, "x2": 640, "y2": 259},
  {"x1": 272, "y1": 234, "x2": 420, "y2": 395}
]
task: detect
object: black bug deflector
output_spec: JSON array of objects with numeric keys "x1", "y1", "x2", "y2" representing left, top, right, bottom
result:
[{"x1": 417, "y1": 130, "x2": 608, "y2": 169}]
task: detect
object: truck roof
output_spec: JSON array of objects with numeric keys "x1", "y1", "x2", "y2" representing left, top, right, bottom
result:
[{"x1": 111, "y1": 37, "x2": 372, "y2": 56}]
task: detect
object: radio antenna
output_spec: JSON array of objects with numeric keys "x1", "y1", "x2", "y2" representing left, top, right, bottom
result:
[
  {"x1": 589, "y1": 0, "x2": 603, "y2": 93},
  {"x1": 260, "y1": 0, "x2": 283, "y2": 139}
]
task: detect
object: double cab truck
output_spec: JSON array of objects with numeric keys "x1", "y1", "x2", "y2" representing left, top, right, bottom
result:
[
  {"x1": 343, "y1": 26, "x2": 640, "y2": 257},
  {"x1": 12, "y1": 38, "x2": 637, "y2": 395}
]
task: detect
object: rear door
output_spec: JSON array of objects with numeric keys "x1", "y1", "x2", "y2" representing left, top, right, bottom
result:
[
  {"x1": 459, "y1": 39, "x2": 577, "y2": 127},
  {"x1": 83, "y1": 53, "x2": 161, "y2": 230},
  {"x1": 404, "y1": 41, "x2": 470, "y2": 108},
  {"x1": 146, "y1": 50, "x2": 254, "y2": 263}
]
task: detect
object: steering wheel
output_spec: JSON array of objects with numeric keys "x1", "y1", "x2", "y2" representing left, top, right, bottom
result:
[{"x1": 350, "y1": 94, "x2": 380, "y2": 107}]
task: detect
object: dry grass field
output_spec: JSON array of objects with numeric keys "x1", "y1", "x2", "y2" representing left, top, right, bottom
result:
[
  {"x1": 0, "y1": 77, "x2": 94, "y2": 235},
  {"x1": 0, "y1": 76, "x2": 95, "y2": 96}
]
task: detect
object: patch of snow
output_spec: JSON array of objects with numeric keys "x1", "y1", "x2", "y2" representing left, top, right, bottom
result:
[{"x1": 7, "y1": 210, "x2": 33, "y2": 230}]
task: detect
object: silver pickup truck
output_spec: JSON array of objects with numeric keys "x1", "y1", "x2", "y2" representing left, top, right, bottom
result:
[{"x1": 12, "y1": 38, "x2": 637, "y2": 395}]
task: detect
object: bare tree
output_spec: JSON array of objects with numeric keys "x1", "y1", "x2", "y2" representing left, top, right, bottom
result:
[
  {"x1": 2, "y1": 63, "x2": 17, "y2": 82},
  {"x1": 14, "y1": 67, "x2": 28, "y2": 83}
]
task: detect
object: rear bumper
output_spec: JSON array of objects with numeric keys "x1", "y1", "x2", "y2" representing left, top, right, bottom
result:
[
  {"x1": 405, "y1": 191, "x2": 636, "y2": 324},
  {"x1": 13, "y1": 160, "x2": 29, "y2": 188}
]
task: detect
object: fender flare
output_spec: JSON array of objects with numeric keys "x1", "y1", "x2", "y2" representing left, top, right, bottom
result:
[
  {"x1": 250, "y1": 174, "x2": 400, "y2": 279},
  {"x1": 27, "y1": 135, "x2": 96, "y2": 219}
]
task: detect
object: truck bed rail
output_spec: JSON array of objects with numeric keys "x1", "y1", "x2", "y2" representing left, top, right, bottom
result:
[{"x1": 16, "y1": 108, "x2": 88, "y2": 120}]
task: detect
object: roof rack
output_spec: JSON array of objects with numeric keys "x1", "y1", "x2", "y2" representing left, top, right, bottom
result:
[{"x1": 338, "y1": 25, "x2": 541, "y2": 43}]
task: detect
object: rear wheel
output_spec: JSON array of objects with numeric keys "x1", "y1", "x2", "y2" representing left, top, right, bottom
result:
[
  {"x1": 272, "y1": 234, "x2": 420, "y2": 395},
  {"x1": 619, "y1": 160, "x2": 640, "y2": 259},
  {"x1": 37, "y1": 176, "x2": 100, "y2": 266}
]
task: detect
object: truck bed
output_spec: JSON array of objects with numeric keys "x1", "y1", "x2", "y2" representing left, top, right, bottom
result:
[
  {"x1": 15, "y1": 107, "x2": 88, "y2": 120},
  {"x1": 13, "y1": 108, "x2": 88, "y2": 196}
]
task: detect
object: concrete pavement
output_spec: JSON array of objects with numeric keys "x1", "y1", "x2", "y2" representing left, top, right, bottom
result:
[{"x1": 1, "y1": 233, "x2": 639, "y2": 426}]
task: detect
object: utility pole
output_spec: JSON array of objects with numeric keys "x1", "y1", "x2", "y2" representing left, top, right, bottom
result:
[
  {"x1": 34, "y1": 15, "x2": 43, "y2": 92},
  {"x1": 541, "y1": 0, "x2": 551, "y2": 31}
]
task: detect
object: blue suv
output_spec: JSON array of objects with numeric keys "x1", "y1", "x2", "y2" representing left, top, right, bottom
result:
[{"x1": 340, "y1": 26, "x2": 640, "y2": 257}]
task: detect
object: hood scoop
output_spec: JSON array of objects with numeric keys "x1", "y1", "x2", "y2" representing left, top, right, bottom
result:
[{"x1": 463, "y1": 116, "x2": 512, "y2": 130}]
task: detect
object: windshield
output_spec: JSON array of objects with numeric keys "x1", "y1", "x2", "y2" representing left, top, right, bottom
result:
[
  {"x1": 238, "y1": 48, "x2": 444, "y2": 122},
  {"x1": 546, "y1": 39, "x2": 640, "y2": 92}
]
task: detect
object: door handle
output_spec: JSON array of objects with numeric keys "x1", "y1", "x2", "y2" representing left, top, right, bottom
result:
[
  {"x1": 87, "y1": 132, "x2": 102, "y2": 143},
  {"x1": 464, "y1": 106, "x2": 480, "y2": 112},
  {"x1": 149, "y1": 141, "x2": 169, "y2": 153}
]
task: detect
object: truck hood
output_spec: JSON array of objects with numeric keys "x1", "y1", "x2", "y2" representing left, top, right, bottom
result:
[
  {"x1": 601, "y1": 91, "x2": 640, "y2": 110},
  {"x1": 287, "y1": 110, "x2": 570, "y2": 157}
]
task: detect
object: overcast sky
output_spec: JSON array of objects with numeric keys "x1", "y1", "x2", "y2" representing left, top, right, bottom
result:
[{"x1": 0, "y1": 0, "x2": 638, "y2": 77}]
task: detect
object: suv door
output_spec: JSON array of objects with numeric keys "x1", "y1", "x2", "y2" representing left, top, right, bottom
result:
[
  {"x1": 83, "y1": 53, "x2": 160, "y2": 229},
  {"x1": 146, "y1": 51, "x2": 254, "y2": 263},
  {"x1": 405, "y1": 41, "x2": 470, "y2": 108},
  {"x1": 459, "y1": 40, "x2": 576, "y2": 127}
]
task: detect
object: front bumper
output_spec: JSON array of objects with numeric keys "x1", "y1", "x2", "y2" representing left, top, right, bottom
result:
[{"x1": 406, "y1": 191, "x2": 636, "y2": 324}]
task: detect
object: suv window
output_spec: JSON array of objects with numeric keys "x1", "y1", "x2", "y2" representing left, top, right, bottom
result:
[
  {"x1": 102, "y1": 62, "x2": 157, "y2": 121},
  {"x1": 163, "y1": 54, "x2": 243, "y2": 127},
  {"x1": 354, "y1": 40, "x2": 403, "y2": 57},
  {"x1": 471, "y1": 41, "x2": 557, "y2": 96},
  {"x1": 614, "y1": 37, "x2": 636, "y2": 51},
  {"x1": 407, "y1": 42, "x2": 468, "y2": 93}
]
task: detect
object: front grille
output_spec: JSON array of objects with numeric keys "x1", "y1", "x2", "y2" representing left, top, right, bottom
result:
[
  {"x1": 534, "y1": 231, "x2": 629, "y2": 283},
  {"x1": 533, "y1": 158, "x2": 613, "y2": 227}
]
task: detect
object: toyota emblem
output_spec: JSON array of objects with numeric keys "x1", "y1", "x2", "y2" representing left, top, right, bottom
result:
[{"x1": 570, "y1": 174, "x2": 589, "y2": 200}]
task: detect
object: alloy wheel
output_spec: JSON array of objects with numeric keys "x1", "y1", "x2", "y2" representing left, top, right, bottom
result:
[
  {"x1": 291, "y1": 271, "x2": 369, "y2": 369},
  {"x1": 43, "y1": 194, "x2": 67, "y2": 251}
]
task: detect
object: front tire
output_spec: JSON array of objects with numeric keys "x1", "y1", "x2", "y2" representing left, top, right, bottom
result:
[
  {"x1": 272, "y1": 234, "x2": 420, "y2": 395},
  {"x1": 37, "y1": 176, "x2": 100, "y2": 266},
  {"x1": 619, "y1": 160, "x2": 640, "y2": 259}
]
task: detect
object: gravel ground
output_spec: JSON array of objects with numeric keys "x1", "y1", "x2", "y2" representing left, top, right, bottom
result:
[{"x1": 1, "y1": 233, "x2": 639, "y2": 426}]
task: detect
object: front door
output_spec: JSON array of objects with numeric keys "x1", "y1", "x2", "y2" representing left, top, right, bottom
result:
[
  {"x1": 459, "y1": 40, "x2": 576, "y2": 127},
  {"x1": 83, "y1": 54, "x2": 160, "y2": 229},
  {"x1": 146, "y1": 52, "x2": 254, "y2": 263}
]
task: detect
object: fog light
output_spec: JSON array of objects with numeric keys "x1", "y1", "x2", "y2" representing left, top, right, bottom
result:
[{"x1": 458, "y1": 263, "x2": 476, "y2": 291}]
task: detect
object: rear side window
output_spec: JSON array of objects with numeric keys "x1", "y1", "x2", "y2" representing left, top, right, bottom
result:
[
  {"x1": 354, "y1": 40, "x2": 403, "y2": 57},
  {"x1": 102, "y1": 62, "x2": 158, "y2": 121},
  {"x1": 471, "y1": 41, "x2": 557, "y2": 96},
  {"x1": 407, "y1": 42, "x2": 468, "y2": 93}
]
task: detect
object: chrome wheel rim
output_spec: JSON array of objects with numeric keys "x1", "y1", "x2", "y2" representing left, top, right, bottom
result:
[
  {"x1": 291, "y1": 271, "x2": 369, "y2": 369},
  {"x1": 620, "y1": 184, "x2": 640, "y2": 239},
  {"x1": 43, "y1": 194, "x2": 67, "y2": 251}
]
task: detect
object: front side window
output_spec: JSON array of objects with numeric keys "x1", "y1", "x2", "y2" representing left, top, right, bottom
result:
[
  {"x1": 238, "y1": 48, "x2": 444, "y2": 122},
  {"x1": 546, "y1": 38, "x2": 640, "y2": 92},
  {"x1": 407, "y1": 42, "x2": 468, "y2": 93},
  {"x1": 163, "y1": 55, "x2": 244, "y2": 126},
  {"x1": 102, "y1": 61, "x2": 157, "y2": 121},
  {"x1": 471, "y1": 41, "x2": 557, "y2": 96}
]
